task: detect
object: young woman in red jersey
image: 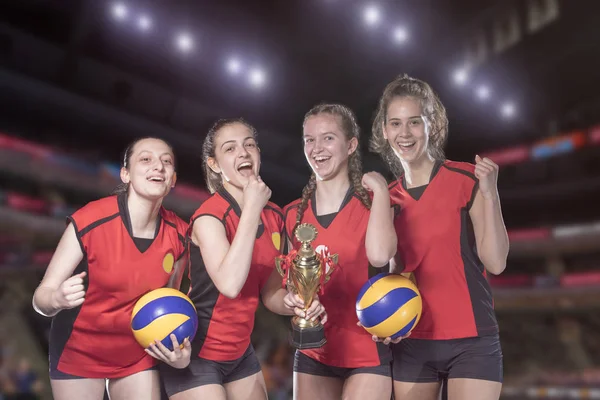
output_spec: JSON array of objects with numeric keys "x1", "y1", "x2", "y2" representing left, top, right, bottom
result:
[
  {"x1": 160, "y1": 118, "x2": 324, "y2": 400},
  {"x1": 32, "y1": 137, "x2": 191, "y2": 400},
  {"x1": 367, "y1": 74, "x2": 510, "y2": 400},
  {"x1": 283, "y1": 104, "x2": 393, "y2": 400}
]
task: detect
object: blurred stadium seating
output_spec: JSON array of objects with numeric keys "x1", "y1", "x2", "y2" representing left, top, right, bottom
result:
[{"x1": 0, "y1": 128, "x2": 599, "y2": 399}]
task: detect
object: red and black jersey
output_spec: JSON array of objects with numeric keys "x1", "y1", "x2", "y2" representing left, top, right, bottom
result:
[
  {"x1": 389, "y1": 160, "x2": 498, "y2": 340},
  {"x1": 187, "y1": 189, "x2": 283, "y2": 361},
  {"x1": 49, "y1": 193, "x2": 187, "y2": 379},
  {"x1": 284, "y1": 189, "x2": 391, "y2": 369}
]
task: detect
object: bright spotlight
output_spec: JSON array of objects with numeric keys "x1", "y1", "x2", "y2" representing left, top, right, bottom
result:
[
  {"x1": 452, "y1": 68, "x2": 469, "y2": 86},
  {"x1": 112, "y1": 3, "x2": 128, "y2": 20},
  {"x1": 364, "y1": 5, "x2": 381, "y2": 26},
  {"x1": 393, "y1": 27, "x2": 408, "y2": 43},
  {"x1": 476, "y1": 85, "x2": 490, "y2": 100},
  {"x1": 176, "y1": 33, "x2": 194, "y2": 53},
  {"x1": 227, "y1": 58, "x2": 242, "y2": 75},
  {"x1": 137, "y1": 15, "x2": 152, "y2": 31},
  {"x1": 249, "y1": 68, "x2": 265, "y2": 88},
  {"x1": 501, "y1": 102, "x2": 516, "y2": 118}
]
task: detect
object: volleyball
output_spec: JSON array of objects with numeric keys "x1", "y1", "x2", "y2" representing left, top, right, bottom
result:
[
  {"x1": 356, "y1": 272, "x2": 422, "y2": 339},
  {"x1": 131, "y1": 288, "x2": 198, "y2": 351}
]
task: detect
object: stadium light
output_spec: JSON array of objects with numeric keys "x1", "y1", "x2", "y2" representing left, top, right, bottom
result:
[
  {"x1": 364, "y1": 5, "x2": 381, "y2": 27},
  {"x1": 249, "y1": 68, "x2": 266, "y2": 88},
  {"x1": 176, "y1": 33, "x2": 194, "y2": 53},
  {"x1": 112, "y1": 3, "x2": 128, "y2": 20},
  {"x1": 227, "y1": 58, "x2": 242, "y2": 75},
  {"x1": 392, "y1": 27, "x2": 408, "y2": 43},
  {"x1": 137, "y1": 15, "x2": 152, "y2": 31},
  {"x1": 501, "y1": 102, "x2": 516, "y2": 118},
  {"x1": 476, "y1": 85, "x2": 491, "y2": 101},
  {"x1": 452, "y1": 67, "x2": 469, "y2": 86}
]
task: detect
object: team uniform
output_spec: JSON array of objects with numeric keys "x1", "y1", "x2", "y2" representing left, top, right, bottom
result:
[
  {"x1": 161, "y1": 189, "x2": 283, "y2": 396},
  {"x1": 284, "y1": 188, "x2": 392, "y2": 379},
  {"x1": 49, "y1": 193, "x2": 188, "y2": 379},
  {"x1": 389, "y1": 160, "x2": 503, "y2": 383}
]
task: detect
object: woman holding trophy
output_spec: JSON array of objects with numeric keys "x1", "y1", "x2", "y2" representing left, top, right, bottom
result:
[
  {"x1": 282, "y1": 104, "x2": 393, "y2": 400},
  {"x1": 160, "y1": 118, "x2": 325, "y2": 400},
  {"x1": 367, "y1": 74, "x2": 508, "y2": 400}
]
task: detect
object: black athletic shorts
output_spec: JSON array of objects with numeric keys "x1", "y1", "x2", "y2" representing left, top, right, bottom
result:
[
  {"x1": 392, "y1": 334, "x2": 503, "y2": 383},
  {"x1": 160, "y1": 344, "x2": 262, "y2": 397},
  {"x1": 294, "y1": 350, "x2": 391, "y2": 380}
]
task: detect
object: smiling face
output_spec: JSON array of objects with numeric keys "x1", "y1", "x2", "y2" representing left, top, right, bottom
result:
[
  {"x1": 303, "y1": 113, "x2": 358, "y2": 181},
  {"x1": 382, "y1": 96, "x2": 431, "y2": 165},
  {"x1": 207, "y1": 122, "x2": 260, "y2": 190},
  {"x1": 120, "y1": 138, "x2": 177, "y2": 200}
]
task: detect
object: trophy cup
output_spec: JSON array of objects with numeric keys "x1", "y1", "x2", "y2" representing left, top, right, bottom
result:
[{"x1": 275, "y1": 223, "x2": 338, "y2": 349}]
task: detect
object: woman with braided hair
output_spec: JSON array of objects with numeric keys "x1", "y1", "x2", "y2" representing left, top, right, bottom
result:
[{"x1": 283, "y1": 104, "x2": 393, "y2": 400}]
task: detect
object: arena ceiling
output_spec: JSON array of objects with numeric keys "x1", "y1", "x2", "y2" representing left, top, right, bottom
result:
[{"x1": 0, "y1": 0, "x2": 598, "y2": 203}]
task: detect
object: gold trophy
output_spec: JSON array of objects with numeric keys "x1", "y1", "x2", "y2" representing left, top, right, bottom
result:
[{"x1": 275, "y1": 223, "x2": 338, "y2": 349}]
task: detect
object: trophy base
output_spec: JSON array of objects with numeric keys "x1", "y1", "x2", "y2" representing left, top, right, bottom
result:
[{"x1": 289, "y1": 321, "x2": 327, "y2": 350}]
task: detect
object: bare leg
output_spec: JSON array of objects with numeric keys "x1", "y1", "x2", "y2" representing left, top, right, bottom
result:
[
  {"x1": 50, "y1": 378, "x2": 107, "y2": 400},
  {"x1": 170, "y1": 384, "x2": 227, "y2": 400},
  {"x1": 447, "y1": 378, "x2": 501, "y2": 400},
  {"x1": 225, "y1": 371, "x2": 268, "y2": 400},
  {"x1": 393, "y1": 381, "x2": 442, "y2": 400},
  {"x1": 294, "y1": 372, "x2": 343, "y2": 400},
  {"x1": 107, "y1": 369, "x2": 161, "y2": 400},
  {"x1": 342, "y1": 373, "x2": 392, "y2": 400}
]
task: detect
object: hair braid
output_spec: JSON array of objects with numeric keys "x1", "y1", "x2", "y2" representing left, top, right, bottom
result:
[
  {"x1": 348, "y1": 151, "x2": 371, "y2": 210},
  {"x1": 295, "y1": 174, "x2": 317, "y2": 231}
]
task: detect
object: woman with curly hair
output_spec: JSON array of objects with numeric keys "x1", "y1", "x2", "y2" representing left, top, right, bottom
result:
[{"x1": 366, "y1": 74, "x2": 509, "y2": 400}]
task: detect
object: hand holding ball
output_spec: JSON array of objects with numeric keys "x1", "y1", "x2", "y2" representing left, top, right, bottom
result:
[
  {"x1": 356, "y1": 273, "x2": 422, "y2": 340},
  {"x1": 131, "y1": 288, "x2": 198, "y2": 351}
]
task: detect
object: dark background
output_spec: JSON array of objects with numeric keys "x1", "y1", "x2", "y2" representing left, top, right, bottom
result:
[{"x1": 0, "y1": 1, "x2": 599, "y2": 399}]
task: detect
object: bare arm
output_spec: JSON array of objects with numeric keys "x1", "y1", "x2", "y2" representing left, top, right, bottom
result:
[
  {"x1": 363, "y1": 172, "x2": 397, "y2": 268},
  {"x1": 260, "y1": 269, "x2": 294, "y2": 315},
  {"x1": 469, "y1": 190, "x2": 509, "y2": 275},
  {"x1": 470, "y1": 156, "x2": 510, "y2": 275},
  {"x1": 366, "y1": 201, "x2": 397, "y2": 268},
  {"x1": 262, "y1": 236, "x2": 294, "y2": 315},
  {"x1": 192, "y1": 211, "x2": 261, "y2": 299},
  {"x1": 33, "y1": 223, "x2": 85, "y2": 317},
  {"x1": 167, "y1": 257, "x2": 188, "y2": 290}
]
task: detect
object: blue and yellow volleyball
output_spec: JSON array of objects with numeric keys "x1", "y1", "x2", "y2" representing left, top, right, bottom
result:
[
  {"x1": 356, "y1": 273, "x2": 422, "y2": 339},
  {"x1": 131, "y1": 288, "x2": 198, "y2": 351}
]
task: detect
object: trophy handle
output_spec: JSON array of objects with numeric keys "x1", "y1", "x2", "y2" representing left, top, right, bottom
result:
[
  {"x1": 322, "y1": 253, "x2": 338, "y2": 284},
  {"x1": 275, "y1": 257, "x2": 286, "y2": 277}
]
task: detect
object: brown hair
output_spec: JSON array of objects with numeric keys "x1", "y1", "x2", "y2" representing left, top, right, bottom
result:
[
  {"x1": 112, "y1": 137, "x2": 175, "y2": 195},
  {"x1": 370, "y1": 74, "x2": 448, "y2": 177},
  {"x1": 202, "y1": 118, "x2": 258, "y2": 194},
  {"x1": 296, "y1": 104, "x2": 371, "y2": 227}
]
